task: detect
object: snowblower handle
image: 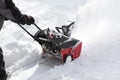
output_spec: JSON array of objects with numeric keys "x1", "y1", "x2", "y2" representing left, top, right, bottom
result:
[
  {"x1": 18, "y1": 23, "x2": 34, "y2": 39},
  {"x1": 17, "y1": 23, "x2": 42, "y2": 40},
  {"x1": 33, "y1": 23, "x2": 42, "y2": 32}
]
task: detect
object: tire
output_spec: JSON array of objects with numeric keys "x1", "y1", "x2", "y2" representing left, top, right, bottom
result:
[{"x1": 64, "y1": 55, "x2": 73, "y2": 63}]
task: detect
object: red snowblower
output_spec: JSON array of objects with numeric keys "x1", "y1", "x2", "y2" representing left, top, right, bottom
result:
[{"x1": 18, "y1": 21, "x2": 82, "y2": 63}]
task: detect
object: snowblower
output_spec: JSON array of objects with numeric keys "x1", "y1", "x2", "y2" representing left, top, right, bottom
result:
[{"x1": 18, "y1": 21, "x2": 82, "y2": 63}]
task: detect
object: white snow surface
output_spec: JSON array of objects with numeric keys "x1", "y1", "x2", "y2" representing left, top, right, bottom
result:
[{"x1": 0, "y1": 0, "x2": 120, "y2": 80}]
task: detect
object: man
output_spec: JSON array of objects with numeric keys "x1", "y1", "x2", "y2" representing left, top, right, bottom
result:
[{"x1": 0, "y1": 0, "x2": 35, "y2": 80}]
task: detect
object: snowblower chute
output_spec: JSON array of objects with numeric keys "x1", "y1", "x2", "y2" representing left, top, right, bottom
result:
[{"x1": 18, "y1": 21, "x2": 82, "y2": 63}]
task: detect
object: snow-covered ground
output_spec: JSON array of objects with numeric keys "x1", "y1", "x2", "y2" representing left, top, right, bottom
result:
[{"x1": 0, "y1": 0, "x2": 120, "y2": 80}]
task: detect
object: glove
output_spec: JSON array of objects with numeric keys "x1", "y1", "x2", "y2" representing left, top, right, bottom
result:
[
  {"x1": 23, "y1": 15, "x2": 35, "y2": 25},
  {"x1": 27, "y1": 16, "x2": 35, "y2": 25}
]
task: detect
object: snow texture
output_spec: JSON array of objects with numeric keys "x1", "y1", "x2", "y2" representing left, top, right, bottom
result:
[{"x1": 0, "y1": 0, "x2": 120, "y2": 80}]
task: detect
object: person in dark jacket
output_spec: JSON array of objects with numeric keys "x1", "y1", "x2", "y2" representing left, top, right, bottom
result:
[{"x1": 0, "y1": 0, "x2": 35, "y2": 80}]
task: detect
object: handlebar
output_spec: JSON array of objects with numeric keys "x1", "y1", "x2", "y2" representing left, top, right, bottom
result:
[{"x1": 17, "y1": 23, "x2": 42, "y2": 39}]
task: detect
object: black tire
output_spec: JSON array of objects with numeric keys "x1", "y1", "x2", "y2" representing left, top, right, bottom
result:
[{"x1": 64, "y1": 55, "x2": 73, "y2": 63}]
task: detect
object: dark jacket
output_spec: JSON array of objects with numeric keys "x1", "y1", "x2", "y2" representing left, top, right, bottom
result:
[
  {"x1": 0, "y1": 0, "x2": 15, "y2": 30},
  {"x1": 0, "y1": 0, "x2": 30, "y2": 30}
]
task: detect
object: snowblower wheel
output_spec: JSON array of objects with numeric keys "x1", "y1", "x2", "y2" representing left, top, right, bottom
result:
[{"x1": 64, "y1": 55, "x2": 73, "y2": 63}]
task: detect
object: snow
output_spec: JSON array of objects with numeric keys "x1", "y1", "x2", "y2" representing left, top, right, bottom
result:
[{"x1": 0, "y1": 0, "x2": 120, "y2": 80}]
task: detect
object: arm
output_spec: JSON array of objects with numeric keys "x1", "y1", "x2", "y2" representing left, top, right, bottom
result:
[
  {"x1": 3, "y1": 0, "x2": 34, "y2": 25},
  {"x1": 0, "y1": 9, "x2": 15, "y2": 21}
]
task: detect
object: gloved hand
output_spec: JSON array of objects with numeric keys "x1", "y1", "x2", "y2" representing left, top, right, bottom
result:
[
  {"x1": 23, "y1": 15, "x2": 35, "y2": 25},
  {"x1": 27, "y1": 15, "x2": 35, "y2": 25}
]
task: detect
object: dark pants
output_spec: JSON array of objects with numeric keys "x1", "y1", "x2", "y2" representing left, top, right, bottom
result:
[{"x1": 0, "y1": 47, "x2": 7, "y2": 80}]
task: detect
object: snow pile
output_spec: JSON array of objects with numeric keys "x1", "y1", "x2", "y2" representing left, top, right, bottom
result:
[{"x1": 0, "y1": 0, "x2": 120, "y2": 80}]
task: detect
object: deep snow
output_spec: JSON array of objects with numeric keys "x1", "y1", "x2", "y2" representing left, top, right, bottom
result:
[{"x1": 0, "y1": 0, "x2": 120, "y2": 80}]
